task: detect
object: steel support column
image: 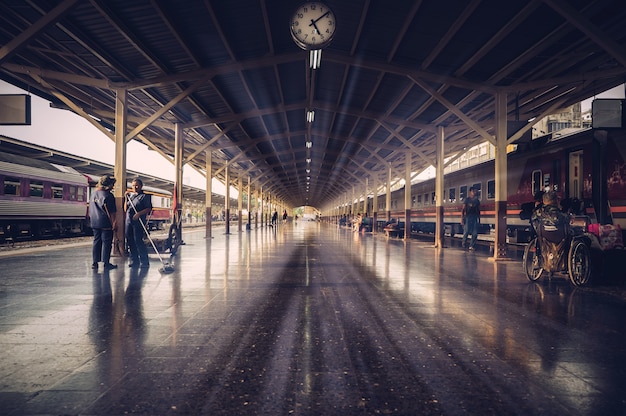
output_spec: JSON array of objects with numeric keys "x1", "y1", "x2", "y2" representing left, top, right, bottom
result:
[
  {"x1": 205, "y1": 151, "x2": 212, "y2": 239},
  {"x1": 494, "y1": 92, "x2": 509, "y2": 259},
  {"x1": 238, "y1": 177, "x2": 243, "y2": 232},
  {"x1": 404, "y1": 153, "x2": 412, "y2": 240},
  {"x1": 174, "y1": 123, "x2": 184, "y2": 232},
  {"x1": 112, "y1": 88, "x2": 127, "y2": 257},
  {"x1": 372, "y1": 176, "x2": 378, "y2": 234},
  {"x1": 224, "y1": 164, "x2": 230, "y2": 235},
  {"x1": 435, "y1": 126, "x2": 445, "y2": 248},
  {"x1": 259, "y1": 186, "x2": 263, "y2": 227},
  {"x1": 247, "y1": 176, "x2": 251, "y2": 230},
  {"x1": 386, "y1": 166, "x2": 392, "y2": 222}
]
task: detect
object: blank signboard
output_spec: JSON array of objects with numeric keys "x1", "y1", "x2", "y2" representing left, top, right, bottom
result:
[{"x1": 0, "y1": 94, "x2": 31, "y2": 125}]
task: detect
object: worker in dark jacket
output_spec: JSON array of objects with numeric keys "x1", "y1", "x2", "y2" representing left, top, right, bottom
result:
[
  {"x1": 89, "y1": 175, "x2": 117, "y2": 270},
  {"x1": 125, "y1": 178, "x2": 152, "y2": 268}
]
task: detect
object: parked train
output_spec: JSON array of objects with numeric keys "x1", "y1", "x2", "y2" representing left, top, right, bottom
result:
[
  {"x1": 376, "y1": 127, "x2": 626, "y2": 242},
  {"x1": 0, "y1": 151, "x2": 172, "y2": 242}
]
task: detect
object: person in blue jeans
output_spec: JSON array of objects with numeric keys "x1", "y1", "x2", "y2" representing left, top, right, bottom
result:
[
  {"x1": 462, "y1": 187, "x2": 481, "y2": 250},
  {"x1": 125, "y1": 178, "x2": 152, "y2": 268}
]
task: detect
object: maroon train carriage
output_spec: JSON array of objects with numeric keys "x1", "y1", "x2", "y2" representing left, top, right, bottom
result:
[
  {"x1": 379, "y1": 127, "x2": 626, "y2": 244},
  {"x1": 141, "y1": 185, "x2": 172, "y2": 231},
  {"x1": 0, "y1": 151, "x2": 89, "y2": 241},
  {"x1": 0, "y1": 155, "x2": 175, "y2": 243}
]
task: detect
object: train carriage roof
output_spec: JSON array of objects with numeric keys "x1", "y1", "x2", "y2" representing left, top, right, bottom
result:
[
  {"x1": 0, "y1": 134, "x2": 218, "y2": 204},
  {"x1": 1, "y1": 0, "x2": 625, "y2": 209},
  {"x1": 0, "y1": 150, "x2": 87, "y2": 185}
]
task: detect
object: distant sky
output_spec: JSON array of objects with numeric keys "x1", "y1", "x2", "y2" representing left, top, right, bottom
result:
[
  {"x1": 0, "y1": 80, "x2": 228, "y2": 194},
  {"x1": 581, "y1": 84, "x2": 624, "y2": 110}
]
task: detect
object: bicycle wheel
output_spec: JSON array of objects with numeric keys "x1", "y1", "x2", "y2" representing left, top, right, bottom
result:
[
  {"x1": 523, "y1": 237, "x2": 544, "y2": 281},
  {"x1": 568, "y1": 239, "x2": 591, "y2": 287},
  {"x1": 167, "y1": 222, "x2": 181, "y2": 255}
]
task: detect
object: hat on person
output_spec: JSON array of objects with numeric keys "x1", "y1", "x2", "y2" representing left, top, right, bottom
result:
[{"x1": 98, "y1": 175, "x2": 116, "y2": 190}]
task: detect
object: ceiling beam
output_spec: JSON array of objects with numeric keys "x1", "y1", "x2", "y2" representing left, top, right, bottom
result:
[
  {"x1": 0, "y1": 0, "x2": 79, "y2": 62},
  {"x1": 543, "y1": 0, "x2": 626, "y2": 68}
]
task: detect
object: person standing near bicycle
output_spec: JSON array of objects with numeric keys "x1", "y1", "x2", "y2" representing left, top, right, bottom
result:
[
  {"x1": 125, "y1": 178, "x2": 152, "y2": 268},
  {"x1": 531, "y1": 191, "x2": 569, "y2": 232}
]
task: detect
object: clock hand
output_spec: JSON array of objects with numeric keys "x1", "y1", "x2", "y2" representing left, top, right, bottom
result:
[
  {"x1": 309, "y1": 19, "x2": 321, "y2": 35},
  {"x1": 313, "y1": 11, "x2": 330, "y2": 24},
  {"x1": 308, "y1": 11, "x2": 331, "y2": 35}
]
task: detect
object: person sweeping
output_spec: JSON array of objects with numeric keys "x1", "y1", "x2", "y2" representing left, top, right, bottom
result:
[{"x1": 125, "y1": 178, "x2": 152, "y2": 268}]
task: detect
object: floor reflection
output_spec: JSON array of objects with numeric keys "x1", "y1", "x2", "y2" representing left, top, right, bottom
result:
[{"x1": 1, "y1": 224, "x2": 625, "y2": 415}]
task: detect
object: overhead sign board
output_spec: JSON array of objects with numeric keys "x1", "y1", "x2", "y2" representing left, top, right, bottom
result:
[
  {"x1": 0, "y1": 94, "x2": 31, "y2": 125},
  {"x1": 592, "y1": 98, "x2": 624, "y2": 129}
]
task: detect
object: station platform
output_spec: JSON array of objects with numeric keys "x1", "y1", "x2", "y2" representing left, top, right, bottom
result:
[{"x1": 1, "y1": 222, "x2": 625, "y2": 415}]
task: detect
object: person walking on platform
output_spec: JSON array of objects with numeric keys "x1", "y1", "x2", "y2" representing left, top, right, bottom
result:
[
  {"x1": 125, "y1": 178, "x2": 152, "y2": 268},
  {"x1": 88, "y1": 175, "x2": 117, "y2": 270},
  {"x1": 271, "y1": 210, "x2": 278, "y2": 226},
  {"x1": 461, "y1": 187, "x2": 481, "y2": 250},
  {"x1": 282, "y1": 209, "x2": 288, "y2": 224}
]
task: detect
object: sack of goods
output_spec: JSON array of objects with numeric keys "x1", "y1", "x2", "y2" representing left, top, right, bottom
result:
[{"x1": 588, "y1": 223, "x2": 624, "y2": 250}]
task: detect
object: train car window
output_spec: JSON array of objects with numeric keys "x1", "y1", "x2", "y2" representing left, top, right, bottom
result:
[
  {"x1": 460, "y1": 185, "x2": 467, "y2": 201},
  {"x1": 443, "y1": 189, "x2": 447, "y2": 203},
  {"x1": 411, "y1": 195, "x2": 416, "y2": 207},
  {"x1": 69, "y1": 185, "x2": 77, "y2": 201},
  {"x1": 391, "y1": 199, "x2": 397, "y2": 209},
  {"x1": 472, "y1": 183, "x2": 481, "y2": 199},
  {"x1": 532, "y1": 170, "x2": 542, "y2": 196},
  {"x1": 4, "y1": 176, "x2": 20, "y2": 195},
  {"x1": 487, "y1": 180, "x2": 495, "y2": 199},
  {"x1": 52, "y1": 184, "x2": 63, "y2": 199},
  {"x1": 431, "y1": 192, "x2": 436, "y2": 205},
  {"x1": 78, "y1": 186, "x2": 86, "y2": 202},
  {"x1": 449, "y1": 187, "x2": 456, "y2": 203},
  {"x1": 424, "y1": 193, "x2": 429, "y2": 205},
  {"x1": 417, "y1": 194, "x2": 422, "y2": 205},
  {"x1": 29, "y1": 180, "x2": 44, "y2": 197}
]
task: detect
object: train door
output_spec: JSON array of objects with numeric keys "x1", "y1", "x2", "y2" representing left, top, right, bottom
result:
[
  {"x1": 531, "y1": 170, "x2": 542, "y2": 196},
  {"x1": 569, "y1": 150, "x2": 583, "y2": 200}
]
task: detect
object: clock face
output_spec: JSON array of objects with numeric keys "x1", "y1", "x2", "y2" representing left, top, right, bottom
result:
[{"x1": 290, "y1": 2, "x2": 336, "y2": 50}]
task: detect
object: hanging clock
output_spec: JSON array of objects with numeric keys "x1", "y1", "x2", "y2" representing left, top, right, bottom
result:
[{"x1": 290, "y1": 2, "x2": 336, "y2": 50}]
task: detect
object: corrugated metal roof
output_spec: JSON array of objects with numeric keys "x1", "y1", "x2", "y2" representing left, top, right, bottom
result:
[{"x1": 1, "y1": 0, "x2": 625, "y2": 208}]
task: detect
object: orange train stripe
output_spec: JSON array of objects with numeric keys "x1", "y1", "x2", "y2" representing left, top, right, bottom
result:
[
  {"x1": 387, "y1": 205, "x2": 626, "y2": 218},
  {"x1": 401, "y1": 209, "x2": 522, "y2": 217}
]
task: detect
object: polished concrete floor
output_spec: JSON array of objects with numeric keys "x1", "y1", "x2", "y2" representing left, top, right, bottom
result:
[{"x1": 1, "y1": 222, "x2": 626, "y2": 415}]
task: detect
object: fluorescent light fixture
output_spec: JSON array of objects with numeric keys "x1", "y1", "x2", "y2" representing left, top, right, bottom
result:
[
  {"x1": 310, "y1": 49, "x2": 322, "y2": 69},
  {"x1": 306, "y1": 141, "x2": 312, "y2": 148},
  {"x1": 306, "y1": 109, "x2": 315, "y2": 123}
]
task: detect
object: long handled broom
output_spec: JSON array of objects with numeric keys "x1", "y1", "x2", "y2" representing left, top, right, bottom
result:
[{"x1": 126, "y1": 193, "x2": 175, "y2": 274}]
